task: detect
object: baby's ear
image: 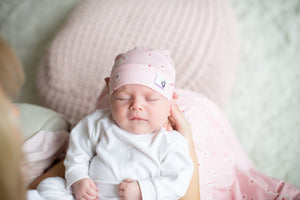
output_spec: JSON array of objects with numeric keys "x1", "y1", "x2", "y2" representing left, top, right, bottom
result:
[{"x1": 104, "y1": 77, "x2": 110, "y2": 89}]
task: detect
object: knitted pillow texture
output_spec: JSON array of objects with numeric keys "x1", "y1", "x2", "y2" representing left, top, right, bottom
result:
[{"x1": 38, "y1": 0, "x2": 239, "y2": 125}]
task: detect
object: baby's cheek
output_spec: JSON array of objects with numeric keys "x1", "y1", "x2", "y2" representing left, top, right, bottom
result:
[{"x1": 157, "y1": 112, "x2": 170, "y2": 126}]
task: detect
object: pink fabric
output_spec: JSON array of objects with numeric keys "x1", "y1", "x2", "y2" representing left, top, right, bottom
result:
[
  {"x1": 22, "y1": 130, "x2": 69, "y2": 186},
  {"x1": 176, "y1": 89, "x2": 300, "y2": 200},
  {"x1": 38, "y1": 0, "x2": 239, "y2": 125},
  {"x1": 95, "y1": 88, "x2": 300, "y2": 199},
  {"x1": 109, "y1": 47, "x2": 175, "y2": 100}
]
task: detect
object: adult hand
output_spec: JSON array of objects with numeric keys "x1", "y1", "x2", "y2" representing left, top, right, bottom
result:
[
  {"x1": 163, "y1": 92, "x2": 190, "y2": 132},
  {"x1": 166, "y1": 95, "x2": 201, "y2": 200},
  {"x1": 163, "y1": 93, "x2": 193, "y2": 143},
  {"x1": 168, "y1": 102, "x2": 192, "y2": 139}
]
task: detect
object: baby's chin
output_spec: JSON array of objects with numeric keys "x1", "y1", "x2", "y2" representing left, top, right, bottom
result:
[{"x1": 123, "y1": 125, "x2": 158, "y2": 135}]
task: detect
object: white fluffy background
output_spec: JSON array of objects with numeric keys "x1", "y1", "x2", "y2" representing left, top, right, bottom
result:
[
  {"x1": 1, "y1": 0, "x2": 299, "y2": 188},
  {"x1": 225, "y1": 0, "x2": 300, "y2": 187}
]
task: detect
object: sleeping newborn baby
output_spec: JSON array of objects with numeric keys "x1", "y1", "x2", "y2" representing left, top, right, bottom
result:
[{"x1": 37, "y1": 47, "x2": 193, "y2": 200}]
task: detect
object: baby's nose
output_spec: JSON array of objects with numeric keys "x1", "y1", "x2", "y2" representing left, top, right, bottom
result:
[{"x1": 129, "y1": 104, "x2": 143, "y2": 111}]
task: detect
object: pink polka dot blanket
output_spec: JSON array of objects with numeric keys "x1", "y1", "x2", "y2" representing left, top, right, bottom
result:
[
  {"x1": 96, "y1": 88, "x2": 300, "y2": 200},
  {"x1": 176, "y1": 89, "x2": 300, "y2": 200}
]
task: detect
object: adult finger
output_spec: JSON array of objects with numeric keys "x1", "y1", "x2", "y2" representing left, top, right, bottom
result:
[
  {"x1": 173, "y1": 91, "x2": 178, "y2": 100},
  {"x1": 162, "y1": 119, "x2": 173, "y2": 131},
  {"x1": 168, "y1": 118, "x2": 174, "y2": 131}
]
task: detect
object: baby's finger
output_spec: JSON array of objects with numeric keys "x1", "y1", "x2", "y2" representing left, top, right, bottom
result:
[
  {"x1": 123, "y1": 178, "x2": 134, "y2": 183},
  {"x1": 118, "y1": 182, "x2": 126, "y2": 190},
  {"x1": 81, "y1": 192, "x2": 97, "y2": 200},
  {"x1": 118, "y1": 188, "x2": 124, "y2": 199},
  {"x1": 89, "y1": 180, "x2": 98, "y2": 192},
  {"x1": 86, "y1": 188, "x2": 99, "y2": 198}
]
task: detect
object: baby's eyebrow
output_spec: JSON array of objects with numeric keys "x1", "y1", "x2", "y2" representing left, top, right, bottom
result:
[
  {"x1": 114, "y1": 91, "x2": 129, "y2": 96},
  {"x1": 114, "y1": 88, "x2": 128, "y2": 94}
]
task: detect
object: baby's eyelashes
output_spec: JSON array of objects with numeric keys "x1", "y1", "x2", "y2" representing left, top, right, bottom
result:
[
  {"x1": 145, "y1": 97, "x2": 161, "y2": 101},
  {"x1": 145, "y1": 93, "x2": 164, "y2": 101},
  {"x1": 114, "y1": 95, "x2": 161, "y2": 102},
  {"x1": 114, "y1": 95, "x2": 131, "y2": 101},
  {"x1": 115, "y1": 97, "x2": 130, "y2": 101}
]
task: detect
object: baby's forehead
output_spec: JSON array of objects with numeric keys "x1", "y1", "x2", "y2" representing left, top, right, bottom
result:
[{"x1": 114, "y1": 84, "x2": 163, "y2": 96}]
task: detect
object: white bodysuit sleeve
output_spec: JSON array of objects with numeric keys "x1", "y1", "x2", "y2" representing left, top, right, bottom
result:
[
  {"x1": 138, "y1": 135, "x2": 194, "y2": 200},
  {"x1": 64, "y1": 112, "x2": 100, "y2": 189}
]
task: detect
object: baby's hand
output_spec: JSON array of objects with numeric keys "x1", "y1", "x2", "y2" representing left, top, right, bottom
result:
[
  {"x1": 72, "y1": 178, "x2": 99, "y2": 200},
  {"x1": 118, "y1": 179, "x2": 142, "y2": 200}
]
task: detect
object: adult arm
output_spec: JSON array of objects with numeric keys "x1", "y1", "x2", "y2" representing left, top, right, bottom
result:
[{"x1": 169, "y1": 102, "x2": 200, "y2": 200}]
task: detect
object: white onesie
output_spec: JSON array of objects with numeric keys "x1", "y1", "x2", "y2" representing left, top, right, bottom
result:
[{"x1": 43, "y1": 108, "x2": 193, "y2": 200}]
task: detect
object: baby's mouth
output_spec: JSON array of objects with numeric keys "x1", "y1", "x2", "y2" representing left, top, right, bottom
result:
[{"x1": 129, "y1": 116, "x2": 146, "y2": 121}]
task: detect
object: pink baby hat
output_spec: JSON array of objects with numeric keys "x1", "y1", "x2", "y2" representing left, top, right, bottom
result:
[{"x1": 109, "y1": 47, "x2": 176, "y2": 100}]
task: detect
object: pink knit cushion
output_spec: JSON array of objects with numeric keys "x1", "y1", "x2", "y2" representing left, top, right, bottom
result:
[{"x1": 38, "y1": 0, "x2": 239, "y2": 125}]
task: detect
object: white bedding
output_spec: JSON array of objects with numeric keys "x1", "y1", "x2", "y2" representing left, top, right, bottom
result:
[
  {"x1": 27, "y1": 190, "x2": 45, "y2": 200},
  {"x1": 0, "y1": 0, "x2": 299, "y2": 187}
]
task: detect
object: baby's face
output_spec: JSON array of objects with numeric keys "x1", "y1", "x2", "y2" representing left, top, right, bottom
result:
[{"x1": 110, "y1": 84, "x2": 171, "y2": 135}]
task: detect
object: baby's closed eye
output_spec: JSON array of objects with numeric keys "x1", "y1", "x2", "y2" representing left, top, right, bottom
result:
[
  {"x1": 116, "y1": 97, "x2": 130, "y2": 101},
  {"x1": 145, "y1": 96, "x2": 161, "y2": 101},
  {"x1": 114, "y1": 95, "x2": 131, "y2": 101}
]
